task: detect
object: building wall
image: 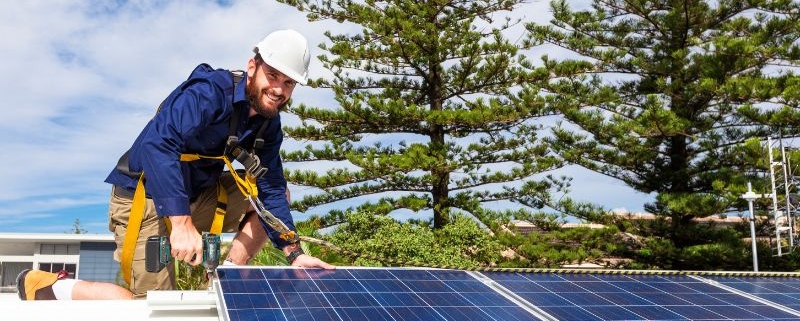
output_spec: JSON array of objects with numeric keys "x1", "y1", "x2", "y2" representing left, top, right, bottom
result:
[{"x1": 0, "y1": 234, "x2": 118, "y2": 292}]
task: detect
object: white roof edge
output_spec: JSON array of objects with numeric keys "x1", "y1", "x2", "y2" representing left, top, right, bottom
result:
[
  {"x1": 0, "y1": 297, "x2": 219, "y2": 321},
  {"x1": 0, "y1": 232, "x2": 115, "y2": 242},
  {"x1": 0, "y1": 232, "x2": 234, "y2": 243}
]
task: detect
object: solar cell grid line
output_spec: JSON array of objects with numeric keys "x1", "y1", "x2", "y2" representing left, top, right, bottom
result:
[
  {"x1": 214, "y1": 266, "x2": 543, "y2": 321},
  {"x1": 700, "y1": 275, "x2": 800, "y2": 316},
  {"x1": 481, "y1": 271, "x2": 800, "y2": 321}
]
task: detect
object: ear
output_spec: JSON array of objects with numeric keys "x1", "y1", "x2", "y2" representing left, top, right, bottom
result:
[{"x1": 246, "y1": 58, "x2": 258, "y2": 79}]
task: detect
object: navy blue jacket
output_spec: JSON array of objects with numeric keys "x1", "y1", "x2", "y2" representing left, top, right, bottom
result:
[{"x1": 105, "y1": 64, "x2": 295, "y2": 248}]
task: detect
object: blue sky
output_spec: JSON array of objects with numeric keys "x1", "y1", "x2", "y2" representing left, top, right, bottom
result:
[{"x1": 0, "y1": 0, "x2": 653, "y2": 235}]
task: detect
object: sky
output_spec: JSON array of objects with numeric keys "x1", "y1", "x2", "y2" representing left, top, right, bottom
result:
[{"x1": 0, "y1": 0, "x2": 654, "y2": 235}]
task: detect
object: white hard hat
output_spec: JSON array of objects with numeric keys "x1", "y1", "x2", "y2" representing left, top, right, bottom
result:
[{"x1": 253, "y1": 29, "x2": 310, "y2": 85}]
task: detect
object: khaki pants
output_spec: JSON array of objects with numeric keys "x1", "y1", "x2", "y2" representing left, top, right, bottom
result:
[{"x1": 107, "y1": 172, "x2": 250, "y2": 298}]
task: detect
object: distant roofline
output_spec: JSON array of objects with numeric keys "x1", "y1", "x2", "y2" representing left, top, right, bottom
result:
[
  {"x1": 608, "y1": 211, "x2": 752, "y2": 223},
  {"x1": 0, "y1": 232, "x2": 234, "y2": 243},
  {"x1": 511, "y1": 211, "x2": 750, "y2": 230},
  {"x1": 0, "y1": 232, "x2": 114, "y2": 242}
]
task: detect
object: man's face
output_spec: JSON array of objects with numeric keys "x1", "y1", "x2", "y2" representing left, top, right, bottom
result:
[{"x1": 246, "y1": 60, "x2": 297, "y2": 118}]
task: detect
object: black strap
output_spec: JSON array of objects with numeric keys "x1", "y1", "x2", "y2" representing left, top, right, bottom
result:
[
  {"x1": 253, "y1": 120, "x2": 269, "y2": 150},
  {"x1": 225, "y1": 70, "x2": 245, "y2": 155},
  {"x1": 114, "y1": 150, "x2": 140, "y2": 178}
]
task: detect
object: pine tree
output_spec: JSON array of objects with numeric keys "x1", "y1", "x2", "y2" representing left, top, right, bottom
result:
[
  {"x1": 66, "y1": 219, "x2": 88, "y2": 234},
  {"x1": 277, "y1": 0, "x2": 563, "y2": 229},
  {"x1": 525, "y1": 0, "x2": 800, "y2": 259}
]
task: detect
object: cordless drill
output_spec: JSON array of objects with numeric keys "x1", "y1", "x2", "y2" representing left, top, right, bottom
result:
[{"x1": 145, "y1": 232, "x2": 221, "y2": 275}]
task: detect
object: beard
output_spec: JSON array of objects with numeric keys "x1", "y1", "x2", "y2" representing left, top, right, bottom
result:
[{"x1": 246, "y1": 75, "x2": 284, "y2": 119}]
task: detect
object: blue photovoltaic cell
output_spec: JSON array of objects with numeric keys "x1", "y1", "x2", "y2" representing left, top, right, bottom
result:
[
  {"x1": 707, "y1": 276, "x2": 800, "y2": 311},
  {"x1": 217, "y1": 267, "x2": 535, "y2": 321},
  {"x1": 484, "y1": 272, "x2": 800, "y2": 321}
]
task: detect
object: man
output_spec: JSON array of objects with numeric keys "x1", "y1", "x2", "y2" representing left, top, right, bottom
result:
[{"x1": 17, "y1": 29, "x2": 334, "y2": 300}]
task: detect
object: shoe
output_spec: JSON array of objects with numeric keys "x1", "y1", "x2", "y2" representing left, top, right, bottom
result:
[{"x1": 16, "y1": 269, "x2": 69, "y2": 300}]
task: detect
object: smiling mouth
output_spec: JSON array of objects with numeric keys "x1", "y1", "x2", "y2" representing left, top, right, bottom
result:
[{"x1": 265, "y1": 91, "x2": 283, "y2": 104}]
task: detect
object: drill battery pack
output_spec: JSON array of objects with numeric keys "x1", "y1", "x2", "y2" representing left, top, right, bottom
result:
[
  {"x1": 145, "y1": 235, "x2": 171, "y2": 273},
  {"x1": 144, "y1": 233, "x2": 221, "y2": 273}
]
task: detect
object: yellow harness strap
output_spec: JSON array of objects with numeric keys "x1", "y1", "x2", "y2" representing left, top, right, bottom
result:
[
  {"x1": 181, "y1": 153, "x2": 259, "y2": 197},
  {"x1": 120, "y1": 154, "x2": 230, "y2": 287},
  {"x1": 120, "y1": 174, "x2": 147, "y2": 287},
  {"x1": 210, "y1": 182, "x2": 227, "y2": 235}
]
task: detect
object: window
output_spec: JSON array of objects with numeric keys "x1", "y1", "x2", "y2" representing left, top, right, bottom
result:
[
  {"x1": 40, "y1": 244, "x2": 54, "y2": 254},
  {"x1": 37, "y1": 263, "x2": 76, "y2": 279},
  {"x1": 1, "y1": 262, "x2": 32, "y2": 288},
  {"x1": 39, "y1": 243, "x2": 79, "y2": 255}
]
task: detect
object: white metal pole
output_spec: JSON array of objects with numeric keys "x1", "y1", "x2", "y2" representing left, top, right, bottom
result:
[{"x1": 743, "y1": 182, "x2": 759, "y2": 272}]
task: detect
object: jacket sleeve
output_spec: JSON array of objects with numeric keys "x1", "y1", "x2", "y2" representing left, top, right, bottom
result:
[{"x1": 254, "y1": 115, "x2": 296, "y2": 248}]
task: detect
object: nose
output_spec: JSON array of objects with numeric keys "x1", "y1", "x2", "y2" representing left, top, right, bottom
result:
[{"x1": 265, "y1": 80, "x2": 284, "y2": 97}]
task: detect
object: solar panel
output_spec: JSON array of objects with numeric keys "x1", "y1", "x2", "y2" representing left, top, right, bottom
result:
[
  {"x1": 706, "y1": 275, "x2": 800, "y2": 312},
  {"x1": 483, "y1": 272, "x2": 800, "y2": 321},
  {"x1": 213, "y1": 267, "x2": 800, "y2": 321},
  {"x1": 215, "y1": 267, "x2": 541, "y2": 321}
]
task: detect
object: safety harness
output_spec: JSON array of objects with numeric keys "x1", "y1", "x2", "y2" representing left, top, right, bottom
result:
[{"x1": 114, "y1": 70, "x2": 295, "y2": 287}]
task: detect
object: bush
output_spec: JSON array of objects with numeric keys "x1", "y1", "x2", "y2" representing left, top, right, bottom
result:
[{"x1": 327, "y1": 210, "x2": 503, "y2": 268}]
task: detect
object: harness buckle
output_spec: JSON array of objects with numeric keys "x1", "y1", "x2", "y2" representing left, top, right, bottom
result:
[
  {"x1": 224, "y1": 135, "x2": 239, "y2": 155},
  {"x1": 254, "y1": 138, "x2": 264, "y2": 150},
  {"x1": 249, "y1": 164, "x2": 268, "y2": 178},
  {"x1": 231, "y1": 146, "x2": 268, "y2": 179}
]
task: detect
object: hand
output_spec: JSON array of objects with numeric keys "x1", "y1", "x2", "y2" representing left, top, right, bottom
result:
[
  {"x1": 283, "y1": 243, "x2": 335, "y2": 269},
  {"x1": 168, "y1": 216, "x2": 203, "y2": 266},
  {"x1": 292, "y1": 253, "x2": 336, "y2": 270}
]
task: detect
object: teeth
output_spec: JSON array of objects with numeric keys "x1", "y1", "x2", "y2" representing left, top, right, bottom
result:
[{"x1": 265, "y1": 92, "x2": 281, "y2": 102}]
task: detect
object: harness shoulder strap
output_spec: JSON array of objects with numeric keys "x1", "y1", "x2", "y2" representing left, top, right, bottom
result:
[
  {"x1": 225, "y1": 70, "x2": 245, "y2": 154},
  {"x1": 253, "y1": 119, "x2": 270, "y2": 150}
]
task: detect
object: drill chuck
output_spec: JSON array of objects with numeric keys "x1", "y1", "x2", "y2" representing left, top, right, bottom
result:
[{"x1": 201, "y1": 233, "x2": 221, "y2": 272}]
